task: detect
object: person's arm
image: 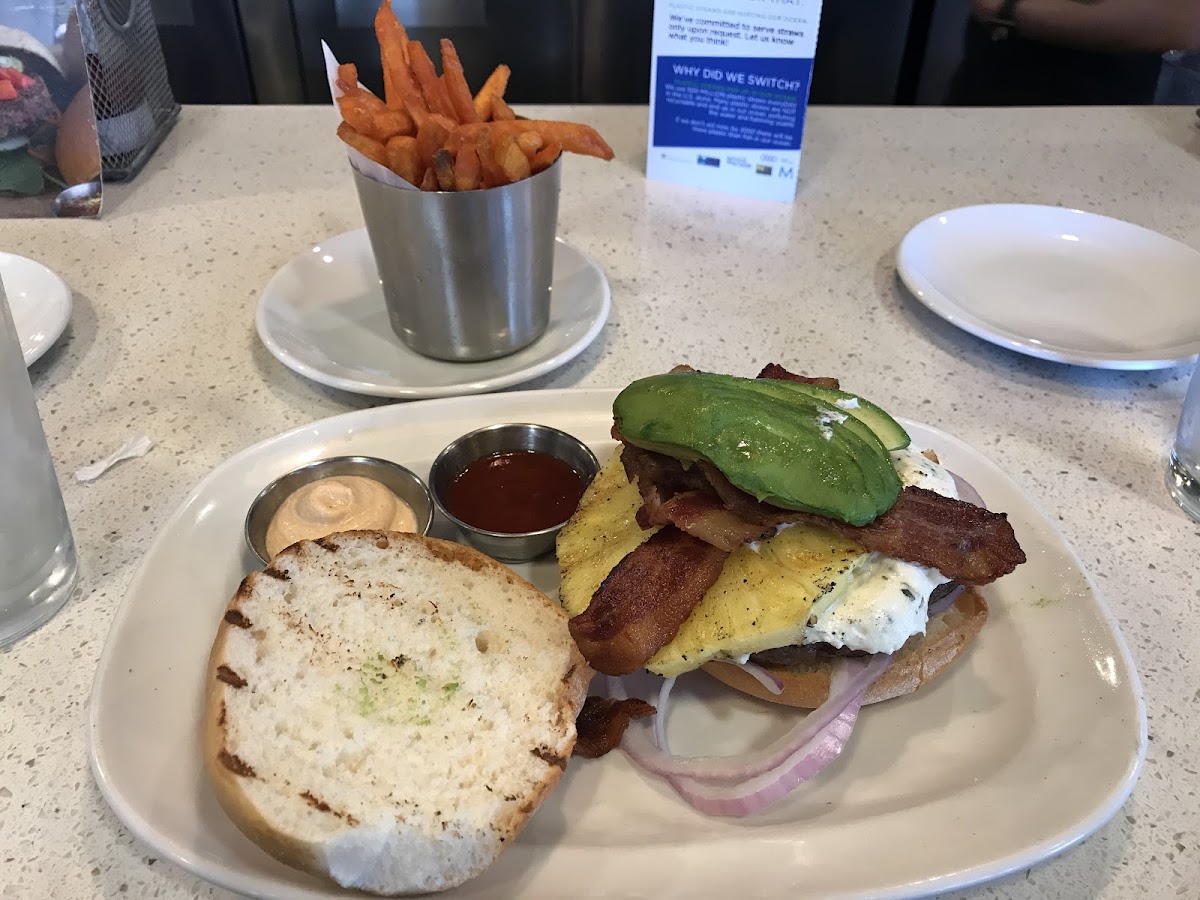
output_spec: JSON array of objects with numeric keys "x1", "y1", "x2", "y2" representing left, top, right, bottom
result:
[{"x1": 972, "y1": 0, "x2": 1200, "y2": 53}]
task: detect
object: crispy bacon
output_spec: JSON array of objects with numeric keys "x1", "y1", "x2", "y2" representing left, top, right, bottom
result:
[
  {"x1": 574, "y1": 696, "x2": 656, "y2": 758},
  {"x1": 653, "y1": 491, "x2": 774, "y2": 552},
  {"x1": 620, "y1": 445, "x2": 768, "y2": 549},
  {"x1": 696, "y1": 461, "x2": 1024, "y2": 584},
  {"x1": 757, "y1": 363, "x2": 840, "y2": 390},
  {"x1": 621, "y1": 443, "x2": 706, "y2": 499},
  {"x1": 568, "y1": 526, "x2": 730, "y2": 675},
  {"x1": 696, "y1": 460, "x2": 793, "y2": 528},
  {"x1": 832, "y1": 487, "x2": 1024, "y2": 583}
]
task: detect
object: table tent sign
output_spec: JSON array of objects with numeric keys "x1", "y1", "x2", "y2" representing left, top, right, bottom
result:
[{"x1": 646, "y1": 0, "x2": 822, "y2": 202}]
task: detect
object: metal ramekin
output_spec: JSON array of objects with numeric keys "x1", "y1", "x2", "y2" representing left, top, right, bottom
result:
[
  {"x1": 244, "y1": 455, "x2": 434, "y2": 567},
  {"x1": 428, "y1": 423, "x2": 599, "y2": 563}
]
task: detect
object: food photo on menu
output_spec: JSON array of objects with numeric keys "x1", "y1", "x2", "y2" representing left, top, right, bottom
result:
[{"x1": 10, "y1": 0, "x2": 1200, "y2": 898}]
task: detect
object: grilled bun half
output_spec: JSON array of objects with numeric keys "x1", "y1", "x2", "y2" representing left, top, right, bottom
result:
[
  {"x1": 702, "y1": 590, "x2": 987, "y2": 708},
  {"x1": 204, "y1": 531, "x2": 590, "y2": 896}
]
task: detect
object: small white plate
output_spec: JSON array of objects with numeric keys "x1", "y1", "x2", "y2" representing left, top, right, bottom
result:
[
  {"x1": 256, "y1": 230, "x2": 610, "y2": 398},
  {"x1": 897, "y1": 204, "x2": 1200, "y2": 369},
  {"x1": 88, "y1": 389, "x2": 1145, "y2": 900},
  {"x1": 1, "y1": 252, "x2": 72, "y2": 367}
]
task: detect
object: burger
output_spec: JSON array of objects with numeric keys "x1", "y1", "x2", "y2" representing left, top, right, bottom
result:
[
  {"x1": 0, "y1": 55, "x2": 59, "y2": 195},
  {"x1": 0, "y1": 26, "x2": 101, "y2": 197},
  {"x1": 557, "y1": 364, "x2": 1026, "y2": 816}
]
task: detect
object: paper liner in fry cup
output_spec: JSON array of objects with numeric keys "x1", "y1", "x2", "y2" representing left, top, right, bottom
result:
[{"x1": 323, "y1": 40, "x2": 418, "y2": 190}]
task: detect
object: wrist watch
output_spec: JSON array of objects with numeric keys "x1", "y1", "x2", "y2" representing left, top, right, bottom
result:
[{"x1": 987, "y1": 0, "x2": 1022, "y2": 41}]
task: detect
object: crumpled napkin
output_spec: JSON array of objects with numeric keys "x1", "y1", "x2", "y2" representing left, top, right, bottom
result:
[
  {"x1": 323, "y1": 40, "x2": 417, "y2": 191},
  {"x1": 75, "y1": 434, "x2": 154, "y2": 482}
]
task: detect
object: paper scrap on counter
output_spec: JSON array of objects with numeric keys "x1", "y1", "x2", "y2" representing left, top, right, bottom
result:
[
  {"x1": 322, "y1": 41, "x2": 417, "y2": 190},
  {"x1": 646, "y1": 0, "x2": 823, "y2": 201},
  {"x1": 75, "y1": 434, "x2": 154, "y2": 483}
]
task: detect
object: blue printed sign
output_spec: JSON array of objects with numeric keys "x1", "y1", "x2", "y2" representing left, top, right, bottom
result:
[{"x1": 647, "y1": 2, "x2": 823, "y2": 202}]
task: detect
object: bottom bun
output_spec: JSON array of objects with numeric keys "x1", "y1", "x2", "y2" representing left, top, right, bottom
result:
[{"x1": 702, "y1": 589, "x2": 988, "y2": 708}]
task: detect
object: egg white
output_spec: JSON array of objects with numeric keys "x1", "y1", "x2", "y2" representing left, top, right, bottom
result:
[{"x1": 800, "y1": 447, "x2": 958, "y2": 654}]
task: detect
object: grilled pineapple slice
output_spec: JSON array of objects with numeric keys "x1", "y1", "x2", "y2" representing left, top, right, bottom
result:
[
  {"x1": 557, "y1": 451, "x2": 657, "y2": 619},
  {"x1": 556, "y1": 453, "x2": 867, "y2": 678}
]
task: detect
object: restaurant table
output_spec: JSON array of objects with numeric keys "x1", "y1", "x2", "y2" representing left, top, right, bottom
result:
[{"x1": 1, "y1": 105, "x2": 1198, "y2": 899}]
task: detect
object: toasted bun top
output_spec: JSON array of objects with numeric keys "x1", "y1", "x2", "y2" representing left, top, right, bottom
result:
[
  {"x1": 204, "y1": 531, "x2": 591, "y2": 895},
  {"x1": 702, "y1": 589, "x2": 988, "y2": 708}
]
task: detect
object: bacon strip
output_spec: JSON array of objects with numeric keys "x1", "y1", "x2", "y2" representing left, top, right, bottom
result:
[
  {"x1": 621, "y1": 443, "x2": 707, "y2": 498},
  {"x1": 696, "y1": 461, "x2": 1024, "y2": 584},
  {"x1": 568, "y1": 526, "x2": 730, "y2": 675},
  {"x1": 653, "y1": 491, "x2": 774, "y2": 552},
  {"x1": 621, "y1": 445, "x2": 770, "y2": 549},
  {"x1": 757, "y1": 362, "x2": 840, "y2": 389},
  {"x1": 574, "y1": 696, "x2": 656, "y2": 758}
]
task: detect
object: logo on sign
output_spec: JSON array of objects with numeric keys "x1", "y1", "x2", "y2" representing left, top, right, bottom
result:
[
  {"x1": 755, "y1": 164, "x2": 773, "y2": 176},
  {"x1": 697, "y1": 155, "x2": 721, "y2": 167}
]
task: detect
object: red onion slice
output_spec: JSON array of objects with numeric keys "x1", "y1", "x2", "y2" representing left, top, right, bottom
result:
[
  {"x1": 928, "y1": 583, "x2": 966, "y2": 617},
  {"x1": 609, "y1": 652, "x2": 892, "y2": 783},
  {"x1": 708, "y1": 658, "x2": 784, "y2": 695},
  {"x1": 653, "y1": 676, "x2": 677, "y2": 752},
  {"x1": 950, "y1": 470, "x2": 987, "y2": 510},
  {"x1": 666, "y1": 703, "x2": 862, "y2": 816}
]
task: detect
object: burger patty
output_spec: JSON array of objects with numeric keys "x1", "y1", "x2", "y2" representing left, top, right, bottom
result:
[
  {"x1": 750, "y1": 644, "x2": 870, "y2": 665},
  {"x1": 0, "y1": 75, "x2": 58, "y2": 141}
]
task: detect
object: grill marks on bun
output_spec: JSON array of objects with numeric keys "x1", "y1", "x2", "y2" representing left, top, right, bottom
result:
[{"x1": 204, "y1": 530, "x2": 591, "y2": 895}]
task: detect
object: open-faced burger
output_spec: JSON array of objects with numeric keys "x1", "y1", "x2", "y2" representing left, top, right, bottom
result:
[{"x1": 558, "y1": 364, "x2": 1026, "y2": 816}]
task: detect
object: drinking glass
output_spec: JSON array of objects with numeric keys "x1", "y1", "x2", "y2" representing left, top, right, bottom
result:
[
  {"x1": 0, "y1": 275, "x2": 78, "y2": 647},
  {"x1": 1167, "y1": 363, "x2": 1200, "y2": 522}
]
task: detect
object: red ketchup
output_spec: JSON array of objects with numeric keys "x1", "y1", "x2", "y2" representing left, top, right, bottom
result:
[{"x1": 445, "y1": 451, "x2": 585, "y2": 533}]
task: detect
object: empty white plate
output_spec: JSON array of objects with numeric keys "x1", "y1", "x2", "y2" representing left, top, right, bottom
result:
[
  {"x1": 897, "y1": 204, "x2": 1200, "y2": 369},
  {"x1": 1, "y1": 251, "x2": 72, "y2": 367},
  {"x1": 256, "y1": 230, "x2": 610, "y2": 398}
]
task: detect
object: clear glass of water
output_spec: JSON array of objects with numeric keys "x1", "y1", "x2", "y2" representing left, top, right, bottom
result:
[
  {"x1": 0, "y1": 275, "x2": 78, "y2": 647},
  {"x1": 1167, "y1": 364, "x2": 1200, "y2": 522}
]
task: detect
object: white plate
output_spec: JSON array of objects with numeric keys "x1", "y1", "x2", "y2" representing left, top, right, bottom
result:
[
  {"x1": 1, "y1": 252, "x2": 72, "y2": 367},
  {"x1": 897, "y1": 204, "x2": 1200, "y2": 369},
  {"x1": 88, "y1": 390, "x2": 1146, "y2": 899},
  {"x1": 256, "y1": 230, "x2": 610, "y2": 398}
]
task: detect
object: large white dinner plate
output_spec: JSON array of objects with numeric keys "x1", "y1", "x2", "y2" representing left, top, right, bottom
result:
[
  {"x1": 897, "y1": 204, "x2": 1200, "y2": 369},
  {"x1": 256, "y1": 230, "x2": 610, "y2": 398},
  {"x1": 88, "y1": 389, "x2": 1145, "y2": 899},
  {"x1": 1, "y1": 251, "x2": 72, "y2": 367}
]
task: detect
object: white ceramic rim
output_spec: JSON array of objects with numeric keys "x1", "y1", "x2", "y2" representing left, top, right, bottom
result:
[
  {"x1": 897, "y1": 203, "x2": 1200, "y2": 370},
  {"x1": 0, "y1": 251, "x2": 73, "y2": 367},
  {"x1": 85, "y1": 390, "x2": 1147, "y2": 900},
  {"x1": 254, "y1": 233, "x2": 611, "y2": 398}
]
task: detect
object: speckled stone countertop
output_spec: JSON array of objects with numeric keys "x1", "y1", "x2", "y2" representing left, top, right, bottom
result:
[{"x1": 1, "y1": 105, "x2": 1198, "y2": 898}]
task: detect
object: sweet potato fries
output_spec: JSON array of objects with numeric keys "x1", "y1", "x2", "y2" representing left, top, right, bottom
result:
[{"x1": 335, "y1": 3, "x2": 613, "y2": 190}]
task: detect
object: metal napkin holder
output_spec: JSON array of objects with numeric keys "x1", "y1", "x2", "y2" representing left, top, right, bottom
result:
[{"x1": 75, "y1": 0, "x2": 179, "y2": 181}]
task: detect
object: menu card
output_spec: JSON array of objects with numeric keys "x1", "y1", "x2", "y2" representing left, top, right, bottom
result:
[
  {"x1": 646, "y1": 0, "x2": 823, "y2": 202},
  {"x1": 0, "y1": 3, "x2": 101, "y2": 218}
]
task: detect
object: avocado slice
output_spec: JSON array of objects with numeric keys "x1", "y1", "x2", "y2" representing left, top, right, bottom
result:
[
  {"x1": 614, "y1": 372, "x2": 903, "y2": 525},
  {"x1": 732, "y1": 378, "x2": 910, "y2": 451}
]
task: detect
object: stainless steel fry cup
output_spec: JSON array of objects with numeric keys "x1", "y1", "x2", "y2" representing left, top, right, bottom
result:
[{"x1": 353, "y1": 157, "x2": 561, "y2": 362}]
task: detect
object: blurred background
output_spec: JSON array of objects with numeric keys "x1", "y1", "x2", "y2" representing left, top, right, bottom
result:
[{"x1": 5, "y1": 0, "x2": 1197, "y2": 107}]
